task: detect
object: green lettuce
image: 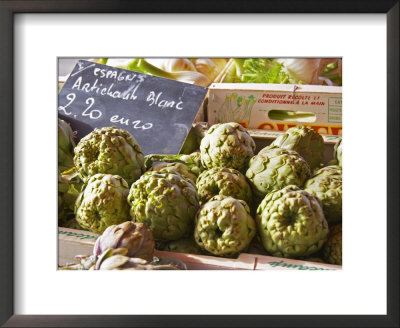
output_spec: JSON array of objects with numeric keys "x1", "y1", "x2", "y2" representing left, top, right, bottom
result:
[{"x1": 222, "y1": 58, "x2": 298, "y2": 84}]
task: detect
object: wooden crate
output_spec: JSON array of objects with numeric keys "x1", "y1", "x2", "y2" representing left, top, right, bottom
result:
[{"x1": 58, "y1": 227, "x2": 341, "y2": 271}]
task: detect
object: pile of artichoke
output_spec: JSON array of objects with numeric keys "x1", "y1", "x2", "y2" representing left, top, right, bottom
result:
[{"x1": 58, "y1": 121, "x2": 342, "y2": 265}]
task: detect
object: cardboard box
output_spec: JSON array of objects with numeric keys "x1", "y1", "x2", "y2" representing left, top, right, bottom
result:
[
  {"x1": 58, "y1": 227, "x2": 340, "y2": 271},
  {"x1": 206, "y1": 83, "x2": 342, "y2": 135}
]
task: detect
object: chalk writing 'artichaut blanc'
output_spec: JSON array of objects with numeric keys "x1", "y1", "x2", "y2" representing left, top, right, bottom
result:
[{"x1": 71, "y1": 76, "x2": 143, "y2": 101}]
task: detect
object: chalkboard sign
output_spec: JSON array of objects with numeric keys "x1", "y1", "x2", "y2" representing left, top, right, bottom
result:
[{"x1": 58, "y1": 60, "x2": 208, "y2": 155}]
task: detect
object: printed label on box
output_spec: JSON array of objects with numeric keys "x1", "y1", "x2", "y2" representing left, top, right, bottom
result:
[{"x1": 207, "y1": 83, "x2": 342, "y2": 135}]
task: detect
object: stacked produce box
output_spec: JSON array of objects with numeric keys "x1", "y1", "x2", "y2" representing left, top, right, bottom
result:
[{"x1": 58, "y1": 58, "x2": 342, "y2": 270}]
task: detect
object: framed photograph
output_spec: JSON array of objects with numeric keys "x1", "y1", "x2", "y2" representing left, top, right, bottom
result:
[{"x1": 0, "y1": 1, "x2": 398, "y2": 327}]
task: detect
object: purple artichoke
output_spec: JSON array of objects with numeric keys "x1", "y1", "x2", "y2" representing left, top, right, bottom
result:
[{"x1": 93, "y1": 221, "x2": 155, "y2": 262}]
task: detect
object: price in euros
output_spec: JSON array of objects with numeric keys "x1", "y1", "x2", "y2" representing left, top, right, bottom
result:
[{"x1": 58, "y1": 93, "x2": 102, "y2": 120}]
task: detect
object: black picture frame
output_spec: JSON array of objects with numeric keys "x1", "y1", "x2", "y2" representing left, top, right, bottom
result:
[{"x1": 0, "y1": 1, "x2": 398, "y2": 327}]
